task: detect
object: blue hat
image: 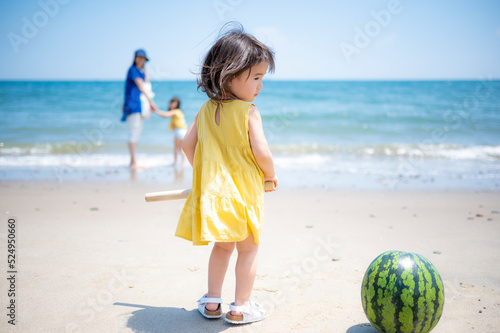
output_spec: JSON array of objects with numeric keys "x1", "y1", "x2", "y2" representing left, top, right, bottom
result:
[{"x1": 134, "y1": 49, "x2": 149, "y2": 61}]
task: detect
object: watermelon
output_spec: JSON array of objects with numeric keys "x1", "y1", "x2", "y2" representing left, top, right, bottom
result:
[{"x1": 361, "y1": 251, "x2": 444, "y2": 333}]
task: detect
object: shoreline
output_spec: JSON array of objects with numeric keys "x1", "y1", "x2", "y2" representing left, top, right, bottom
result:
[
  {"x1": 1, "y1": 162, "x2": 499, "y2": 192},
  {"x1": 1, "y1": 180, "x2": 499, "y2": 332},
  {"x1": 2, "y1": 177, "x2": 500, "y2": 191}
]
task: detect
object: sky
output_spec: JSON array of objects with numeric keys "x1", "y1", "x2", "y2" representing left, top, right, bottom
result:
[{"x1": 0, "y1": 0, "x2": 499, "y2": 81}]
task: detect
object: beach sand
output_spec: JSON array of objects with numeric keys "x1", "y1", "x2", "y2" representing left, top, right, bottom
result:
[{"x1": 1, "y1": 180, "x2": 499, "y2": 332}]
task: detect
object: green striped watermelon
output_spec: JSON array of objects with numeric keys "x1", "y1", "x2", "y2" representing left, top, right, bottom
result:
[{"x1": 361, "y1": 251, "x2": 444, "y2": 333}]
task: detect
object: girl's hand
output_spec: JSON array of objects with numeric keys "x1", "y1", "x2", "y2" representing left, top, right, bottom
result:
[{"x1": 264, "y1": 175, "x2": 278, "y2": 192}]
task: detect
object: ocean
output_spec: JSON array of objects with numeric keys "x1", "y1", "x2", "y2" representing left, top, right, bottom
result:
[{"x1": 1, "y1": 80, "x2": 499, "y2": 190}]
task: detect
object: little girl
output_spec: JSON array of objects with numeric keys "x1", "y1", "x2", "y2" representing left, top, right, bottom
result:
[
  {"x1": 153, "y1": 96, "x2": 187, "y2": 165},
  {"x1": 175, "y1": 26, "x2": 278, "y2": 325}
]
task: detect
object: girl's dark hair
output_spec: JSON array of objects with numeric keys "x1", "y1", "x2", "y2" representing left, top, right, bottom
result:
[
  {"x1": 197, "y1": 23, "x2": 275, "y2": 101},
  {"x1": 169, "y1": 96, "x2": 181, "y2": 110}
]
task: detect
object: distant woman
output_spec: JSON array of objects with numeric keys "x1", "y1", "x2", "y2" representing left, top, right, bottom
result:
[
  {"x1": 121, "y1": 49, "x2": 158, "y2": 169},
  {"x1": 154, "y1": 96, "x2": 187, "y2": 165}
]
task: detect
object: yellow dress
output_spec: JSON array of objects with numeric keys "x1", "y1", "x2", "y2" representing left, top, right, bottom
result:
[
  {"x1": 175, "y1": 100, "x2": 264, "y2": 245},
  {"x1": 168, "y1": 108, "x2": 187, "y2": 130}
]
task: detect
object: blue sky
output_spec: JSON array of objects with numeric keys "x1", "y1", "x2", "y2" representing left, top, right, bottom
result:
[{"x1": 1, "y1": 0, "x2": 499, "y2": 80}]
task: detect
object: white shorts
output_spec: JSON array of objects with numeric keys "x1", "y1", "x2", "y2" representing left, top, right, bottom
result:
[
  {"x1": 127, "y1": 112, "x2": 143, "y2": 143},
  {"x1": 173, "y1": 128, "x2": 187, "y2": 140}
]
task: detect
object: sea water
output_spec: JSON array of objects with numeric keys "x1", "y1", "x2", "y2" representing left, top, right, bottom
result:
[{"x1": 1, "y1": 80, "x2": 499, "y2": 190}]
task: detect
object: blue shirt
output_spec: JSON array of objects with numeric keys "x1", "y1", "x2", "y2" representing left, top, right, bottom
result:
[{"x1": 121, "y1": 65, "x2": 145, "y2": 121}]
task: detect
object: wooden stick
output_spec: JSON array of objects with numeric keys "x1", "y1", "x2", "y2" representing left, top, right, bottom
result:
[
  {"x1": 145, "y1": 188, "x2": 191, "y2": 202},
  {"x1": 145, "y1": 181, "x2": 275, "y2": 202}
]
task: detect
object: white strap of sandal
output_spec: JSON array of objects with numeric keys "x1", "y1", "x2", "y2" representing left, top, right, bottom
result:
[
  {"x1": 228, "y1": 303, "x2": 246, "y2": 312},
  {"x1": 198, "y1": 295, "x2": 222, "y2": 304},
  {"x1": 229, "y1": 300, "x2": 265, "y2": 314}
]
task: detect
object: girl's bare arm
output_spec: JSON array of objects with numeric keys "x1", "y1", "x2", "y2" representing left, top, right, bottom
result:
[
  {"x1": 248, "y1": 105, "x2": 278, "y2": 191},
  {"x1": 154, "y1": 109, "x2": 177, "y2": 117},
  {"x1": 181, "y1": 113, "x2": 199, "y2": 167}
]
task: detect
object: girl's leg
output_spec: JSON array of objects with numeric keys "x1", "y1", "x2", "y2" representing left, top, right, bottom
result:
[
  {"x1": 206, "y1": 241, "x2": 235, "y2": 311},
  {"x1": 174, "y1": 136, "x2": 179, "y2": 165},
  {"x1": 233, "y1": 235, "x2": 259, "y2": 314},
  {"x1": 174, "y1": 137, "x2": 183, "y2": 165}
]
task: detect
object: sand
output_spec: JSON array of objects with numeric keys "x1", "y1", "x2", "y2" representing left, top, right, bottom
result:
[{"x1": 0, "y1": 180, "x2": 499, "y2": 332}]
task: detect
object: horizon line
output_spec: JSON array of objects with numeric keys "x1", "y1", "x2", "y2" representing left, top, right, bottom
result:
[{"x1": 1, "y1": 78, "x2": 499, "y2": 82}]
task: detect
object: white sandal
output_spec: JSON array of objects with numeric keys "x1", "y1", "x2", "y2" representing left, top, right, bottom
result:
[
  {"x1": 224, "y1": 300, "x2": 267, "y2": 324},
  {"x1": 197, "y1": 294, "x2": 223, "y2": 319}
]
